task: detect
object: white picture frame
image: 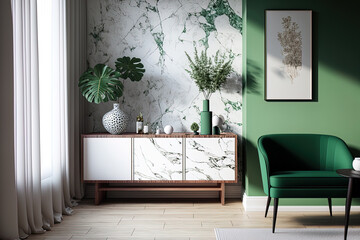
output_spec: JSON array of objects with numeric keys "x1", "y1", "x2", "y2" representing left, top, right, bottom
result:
[{"x1": 265, "y1": 10, "x2": 312, "y2": 100}]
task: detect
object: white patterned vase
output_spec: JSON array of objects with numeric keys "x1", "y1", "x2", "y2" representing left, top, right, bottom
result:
[{"x1": 102, "y1": 103, "x2": 128, "y2": 134}]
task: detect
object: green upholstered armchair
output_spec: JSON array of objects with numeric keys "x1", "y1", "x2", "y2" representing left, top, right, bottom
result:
[{"x1": 258, "y1": 134, "x2": 353, "y2": 232}]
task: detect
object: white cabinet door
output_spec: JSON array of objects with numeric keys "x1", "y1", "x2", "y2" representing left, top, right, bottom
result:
[
  {"x1": 186, "y1": 138, "x2": 235, "y2": 180},
  {"x1": 134, "y1": 138, "x2": 182, "y2": 180},
  {"x1": 83, "y1": 138, "x2": 132, "y2": 180}
]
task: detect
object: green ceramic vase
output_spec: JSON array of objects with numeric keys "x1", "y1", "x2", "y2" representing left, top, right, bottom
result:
[{"x1": 200, "y1": 100, "x2": 212, "y2": 135}]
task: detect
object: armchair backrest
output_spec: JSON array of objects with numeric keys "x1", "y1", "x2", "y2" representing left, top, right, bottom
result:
[{"x1": 257, "y1": 134, "x2": 353, "y2": 195}]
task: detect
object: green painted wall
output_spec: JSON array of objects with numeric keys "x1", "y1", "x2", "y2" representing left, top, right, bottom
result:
[{"x1": 243, "y1": 0, "x2": 360, "y2": 205}]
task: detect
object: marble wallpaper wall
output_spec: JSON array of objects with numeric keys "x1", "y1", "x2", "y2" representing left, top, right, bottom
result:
[{"x1": 86, "y1": 0, "x2": 243, "y2": 136}]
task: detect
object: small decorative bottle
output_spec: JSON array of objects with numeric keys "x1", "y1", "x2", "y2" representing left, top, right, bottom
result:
[
  {"x1": 155, "y1": 125, "x2": 161, "y2": 135},
  {"x1": 143, "y1": 123, "x2": 149, "y2": 134},
  {"x1": 136, "y1": 112, "x2": 143, "y2": 134}
]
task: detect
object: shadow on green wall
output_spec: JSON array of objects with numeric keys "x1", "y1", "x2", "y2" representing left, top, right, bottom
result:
[
  {"x1": 348, "y1": 146, "x2": 360, "y2": 160},
  {"x1": 244, "y1": 60, "x2": 262, "y2": 95},
  {"x1": 242, "y1": 135, "x2": 263, "y2": 195},
  {"x1": 312, "y1": 12, "x2": 319, "y2": 101}
]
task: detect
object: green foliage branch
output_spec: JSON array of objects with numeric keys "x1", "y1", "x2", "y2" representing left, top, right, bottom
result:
[{"x1": 185, "y1": 47, "x2": 233, "y2": 100}]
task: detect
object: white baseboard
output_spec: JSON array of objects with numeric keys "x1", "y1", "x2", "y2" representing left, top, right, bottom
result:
[{"x1": 242, "y1": 193, "x2": 360, "y2": 212}]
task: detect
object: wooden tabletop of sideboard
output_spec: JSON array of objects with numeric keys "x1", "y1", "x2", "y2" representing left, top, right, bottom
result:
[{"x1": 81, "y1": 132, "x2": 237, "y2": 138}]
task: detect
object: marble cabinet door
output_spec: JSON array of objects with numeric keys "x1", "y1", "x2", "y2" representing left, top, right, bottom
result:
[
  {"x1": 134, "y1": 138, "x2": 182, "y2": 180},
  {"x1": 83, "y1": 138, "x2": 132, "y2": 180},
  {"x1": 186, "y1": 138, "x2": 235, "y2": 180}
]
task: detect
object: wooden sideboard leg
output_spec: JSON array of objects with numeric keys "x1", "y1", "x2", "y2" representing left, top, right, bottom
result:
[
  {"x1": 95, "y1": 183, "x2": 105, "y2": 205},
  {"x1": 220, "y1": 183, "x2": 225, "y2": 205}
]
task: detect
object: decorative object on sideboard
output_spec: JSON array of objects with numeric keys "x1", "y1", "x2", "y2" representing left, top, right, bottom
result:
[
  {"x1": 143, "y1": 123, "x2": 149, "y2": 134},
  {"x1": 136, "y1": 112, "x2": 144, "y2": 134},
  {"x1": 78, "y1": 57, "x2": 145, "y2": 134},
  {"x1": 164, "y1": 125, "x2": 174, "y2": 135},
  {"x1": 185, "y1": 47, "x2": 233, "y2": 135},
  {"x1": 353, "y1": 157, "x2": 360, "y2": 171},
  {"x1": 218, "y1": 115, "x2": 226, "y2": 131},
  {"x1": 212, "y1": 115, "x2": 224, "y2": 135},
  {"x1": 190, "y1": 122, "x2": 199, "y2": 135},
  {"x1": 155, "y1": 126, "x2": 161, "y2": 135},
  {"x1": 102, "y1": 103, "x2": 128, "y2": 134},
  {"x1": 201, "y1": 100, "x2": 212, "y2": 135},
  {"x1": 212, "y1": 115, "x2": 223, "y2": 128},
  {"x1": 212, "y1": 126, "x2": 220, "y2": 135}
]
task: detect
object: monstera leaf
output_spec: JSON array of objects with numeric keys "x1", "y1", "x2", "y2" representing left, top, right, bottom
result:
[
  {"x1": 78, "y1": 64, "x2": 123, "y2": 104},
  {"x1": 115, "y1": 56, "x2": 145, "y2": 82}
]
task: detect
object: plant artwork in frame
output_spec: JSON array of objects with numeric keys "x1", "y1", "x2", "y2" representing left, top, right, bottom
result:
[{"x1": 265, "y1": 10, "x2": 312, "y2": 100}]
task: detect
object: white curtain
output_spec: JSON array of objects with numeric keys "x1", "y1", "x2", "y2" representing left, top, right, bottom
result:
[
  {"x1": 9, "y1": 0, "x2": 86, "y2": 238},
  {"x1": 12, "y1": 0, "x2": 45, "y2": 236},
  {"x1": 66, "y1": 0, "x2": 87, "y2": 201},
  {"x1": 38, "y1": 0, "x2": 74, "y2": 229}
]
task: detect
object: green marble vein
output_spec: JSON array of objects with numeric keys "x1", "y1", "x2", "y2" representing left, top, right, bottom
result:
[
  {"x1": 89, "y1": 23, "x2": 105, "y2": 47},
  {"x1": 187, "y1": 0, "x2": 243, "y2": 48}
]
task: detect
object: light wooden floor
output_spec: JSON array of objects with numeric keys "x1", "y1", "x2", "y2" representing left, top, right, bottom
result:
[{"x1": 27, "y1": 199, "x2": 360, "y2": 240}]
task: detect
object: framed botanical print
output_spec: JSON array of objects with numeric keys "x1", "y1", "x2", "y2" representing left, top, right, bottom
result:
[{"x1": 265, "y1": 10, "x2": 312, "y2": 100}]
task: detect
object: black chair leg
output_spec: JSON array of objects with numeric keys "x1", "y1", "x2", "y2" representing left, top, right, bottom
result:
[
  {"x1": 328, "y1": 198, "x2": 332, "y2": 217},
  {"x1": 344, "y1": 178, "x2": 353, "y2": 240},
  {"x1": 265, "y1": 196, "x2": 271, "y2": 217},
  {"x1": 272, "y1": 198, "x2": 279, "y2": 233}
]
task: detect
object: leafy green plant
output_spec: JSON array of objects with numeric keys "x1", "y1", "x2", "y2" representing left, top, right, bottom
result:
[
  {"x1": 115, "y1": 57, "x2": 145, "y2": 82},
  {"x1": 190, "y1": 122, "x2": 199, "y2": 132},
  {"x1": 78, "y1": 57, "x2": 145, "y2": 104},
  {"x1": 185, "y1": 47, "x2": 233, "y2": 99},
  {"x1": 78, "y1": 64, "x2": 123, "y2": 104}
]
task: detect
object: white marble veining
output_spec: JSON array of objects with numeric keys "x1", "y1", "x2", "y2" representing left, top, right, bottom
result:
[
  {"x1": 185, "y1": 138, "x2": 235, "y2": 180},
  {"x1": 86, "y1": 0, "x2": 242, "y2": 136},
  {"x1": 134, "y1": 138, "x2": 182, "y2": 180}
]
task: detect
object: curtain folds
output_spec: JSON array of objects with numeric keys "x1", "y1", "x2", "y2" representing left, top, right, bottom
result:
[
  {"x1": 38, "y1": 0, "x2": 73, "y2": 229},
  {"x1": 12, "y1": 0, "x2": 45, "y2": 236},
  {"x1": 9, "y1": 0, "x2": 86, "y2": 238},
  {"x1": 66, "y1": 0, "x2": 87, "y2": 201}
]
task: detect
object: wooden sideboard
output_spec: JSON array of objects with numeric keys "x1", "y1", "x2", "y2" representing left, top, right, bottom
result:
[{"x1": 82, "y1": 132, "x2": 237, "y2": 204}]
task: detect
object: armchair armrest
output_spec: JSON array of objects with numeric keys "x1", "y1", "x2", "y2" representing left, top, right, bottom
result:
[{"x1": 258, "y1": 136, "x2": 270, "y2": 196}]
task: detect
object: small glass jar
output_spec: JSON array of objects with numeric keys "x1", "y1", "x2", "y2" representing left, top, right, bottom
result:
[
  {"x1": 143, "y1": 125, "x2": 149, "y2": 134},
  {"x1": 155, "y1": 126, "x2": 161, "y2": 135}
]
